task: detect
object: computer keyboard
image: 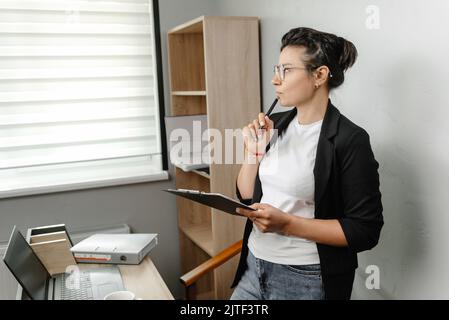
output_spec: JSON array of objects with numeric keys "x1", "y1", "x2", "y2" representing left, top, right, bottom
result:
[{"x1": 60, "y1": 271, "x2": 94, "y2": 300}]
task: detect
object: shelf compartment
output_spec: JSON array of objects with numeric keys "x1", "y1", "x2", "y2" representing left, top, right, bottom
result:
[
  {"x1": 175, "y1": 167, "x2": 210, "y2": 191},
  {"x1": 171, "y1": 95, "x2": 206, "y2": 116},
  {"x1": 180, "y1": 223, "x2": 213, "y2": 257},
  {"x1": 175, "y1": 167, "x2": 212, "y2": 254},
  {"x1": 179, "y1": 230, "x2": 214, "y2": 299},
  {"x1": 168, "y1": 31, "x2": 205, "y2": 92}
]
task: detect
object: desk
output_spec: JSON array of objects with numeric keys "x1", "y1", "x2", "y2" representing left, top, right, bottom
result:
[
  {"x1": 80, "y1": 256, "x2": 174, "y2": 300},
  {"x1": 17, "y1": 256, "x2": 174, "y2": 300}
]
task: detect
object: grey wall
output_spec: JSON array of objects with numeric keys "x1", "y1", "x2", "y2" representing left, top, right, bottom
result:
[
  {"x1": 215, "y1": 0, "x2": 449, "y2": 299},
  {"x1": 0, "y1": 0, "x2": 217, "y2": 300}
]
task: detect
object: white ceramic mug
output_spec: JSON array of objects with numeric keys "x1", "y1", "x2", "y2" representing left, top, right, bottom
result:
[{"x1": 104, "y1": 290, "x2": 136, "y2": 300}]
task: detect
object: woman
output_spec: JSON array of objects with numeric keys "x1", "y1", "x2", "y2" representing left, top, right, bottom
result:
[{"x1": 231, "y1": 27, "x2": 384, "y2": 300}]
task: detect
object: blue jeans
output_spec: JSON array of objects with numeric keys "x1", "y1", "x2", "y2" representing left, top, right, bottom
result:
[{"x1": 230, "y1": 250, "x2": 324, "y2": 300}]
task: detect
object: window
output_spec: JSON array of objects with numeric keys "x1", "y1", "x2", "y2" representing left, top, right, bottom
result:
[{"x1": 0, "y1": 0, "x2": 168, "y2": 198}]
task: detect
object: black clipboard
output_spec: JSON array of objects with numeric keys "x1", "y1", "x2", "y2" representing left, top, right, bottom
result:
[{"x1": 164, "y1": 188, "x2": 255, "y2": 216}]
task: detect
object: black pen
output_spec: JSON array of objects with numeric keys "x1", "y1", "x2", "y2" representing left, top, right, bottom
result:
[{"x1": 258, "y1": 98, "x2": 278, "y2": 130}]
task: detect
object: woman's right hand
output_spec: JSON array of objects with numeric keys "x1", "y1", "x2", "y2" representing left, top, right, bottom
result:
[{"x1": 242, "y1": 112, "x2": 274, "y2": 161}]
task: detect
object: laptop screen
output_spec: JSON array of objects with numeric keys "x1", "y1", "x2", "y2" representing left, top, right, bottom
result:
[{"x1": 3, "y1": 227, "x2": 49, "y2": 300}]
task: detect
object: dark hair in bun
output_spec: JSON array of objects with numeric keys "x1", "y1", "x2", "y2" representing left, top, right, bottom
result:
[{"x1": 281, "y1": 27, "x2": 357, "y2": 89}]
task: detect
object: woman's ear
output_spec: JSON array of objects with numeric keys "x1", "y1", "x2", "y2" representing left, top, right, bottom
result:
[{"x1": 314, "y1": 66, "x2": 331, "y2": 85}]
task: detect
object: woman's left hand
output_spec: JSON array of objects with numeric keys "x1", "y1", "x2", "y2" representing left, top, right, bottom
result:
[{"x1": 236, "y1": 203, "x2": 292, "y2": 235}]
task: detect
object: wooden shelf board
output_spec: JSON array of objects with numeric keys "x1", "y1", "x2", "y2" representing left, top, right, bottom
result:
[
  {"x1": 180, "y1": 223, "x2": 214, "y2": 257},
  {"x1": 172, "y1": 91, "x2": 206, "y2": 96},
  {"x1": 174, "y1": 165, "x2": 210, "y2": 180},
  {"x1": 192, "y1": 169, "x2": 210, "y2": 180},
  {"x1": 168, "y1": 16, "x2": 204, "y2": 34}
]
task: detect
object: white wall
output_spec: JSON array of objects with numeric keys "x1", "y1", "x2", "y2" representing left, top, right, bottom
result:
[{"x1": 214, "y1": 0, "x2": 449, "y2": 299}]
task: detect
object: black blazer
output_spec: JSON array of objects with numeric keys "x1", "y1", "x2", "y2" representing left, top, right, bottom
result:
[{"x1": 232, "y1": 99, "x2": 384, "y2": 300}]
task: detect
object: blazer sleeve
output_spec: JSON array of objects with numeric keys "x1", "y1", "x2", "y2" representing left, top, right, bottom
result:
[{"x1": 337, "y1": 129, "x2": 384, "y2": 253}]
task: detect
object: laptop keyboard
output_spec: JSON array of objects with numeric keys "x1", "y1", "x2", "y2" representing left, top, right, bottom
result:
[{"x1": 60, "y1": 271, "x2": 94, "y2": 300}]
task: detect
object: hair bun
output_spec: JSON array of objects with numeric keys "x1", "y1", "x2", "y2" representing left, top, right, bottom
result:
[{"x1": 338, "y1": 37, "x2": 358, "y2": 71}]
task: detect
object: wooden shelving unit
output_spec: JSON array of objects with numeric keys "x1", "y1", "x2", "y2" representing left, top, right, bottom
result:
[{"x1": 168, "y1": 16, "x2": 260, "y2": 299}]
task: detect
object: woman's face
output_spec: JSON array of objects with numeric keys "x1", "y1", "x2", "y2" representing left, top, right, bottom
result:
[{"x1": 272, "y1": 46, "x2": 315, "y2": 107}]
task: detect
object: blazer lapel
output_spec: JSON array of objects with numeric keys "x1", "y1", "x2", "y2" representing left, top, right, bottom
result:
[{"x1": 313, "y1": 99, "x2": 340, "y2": 208}]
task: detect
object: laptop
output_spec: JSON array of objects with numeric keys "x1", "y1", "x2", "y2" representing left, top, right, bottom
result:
[{"x1": 3, "y1": 226, "x2": 125, "y2": 300}]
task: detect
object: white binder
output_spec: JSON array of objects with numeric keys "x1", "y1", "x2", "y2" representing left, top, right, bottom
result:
[{"x1": 70, "y1": 233, "x2": 158, "y2": 265}]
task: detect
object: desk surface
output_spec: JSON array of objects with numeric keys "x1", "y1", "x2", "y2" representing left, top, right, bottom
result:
[
  {"x1": 79, "y1": 256, "x2": 174, "y2": 300},
  {"x1": 17, "y1": 256, "x2": 174, "y2": 300}
]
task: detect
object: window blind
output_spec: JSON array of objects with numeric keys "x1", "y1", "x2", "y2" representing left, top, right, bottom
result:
[{"x1": 0, "y1": 0, "x2": 167, "y2": 198}]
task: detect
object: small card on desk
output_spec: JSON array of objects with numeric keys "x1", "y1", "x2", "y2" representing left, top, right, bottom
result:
[{"x1": 27, "y1": 224, "x2": 76, "y2": 276}]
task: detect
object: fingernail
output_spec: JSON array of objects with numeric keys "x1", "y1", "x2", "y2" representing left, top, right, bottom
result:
[{"x1": 236, "y1": 208, "x2": 240, "y2": 213}]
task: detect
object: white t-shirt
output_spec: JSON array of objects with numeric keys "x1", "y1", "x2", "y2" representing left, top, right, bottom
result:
[{"x1": 248, "y1": 113, "x2": 323, "y2": 265}]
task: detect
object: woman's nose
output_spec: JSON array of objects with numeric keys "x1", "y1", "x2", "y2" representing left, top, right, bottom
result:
[{"x1": 271, "y1": 73, "x2": 281, "y2": 85}]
